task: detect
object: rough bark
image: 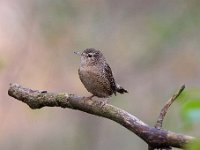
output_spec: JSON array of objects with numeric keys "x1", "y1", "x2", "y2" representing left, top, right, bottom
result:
[{"x1": 8, "y1": 83, "x2": 195, "y2": 149}]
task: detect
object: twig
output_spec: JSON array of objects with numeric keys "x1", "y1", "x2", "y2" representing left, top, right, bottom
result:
[
  {"x1": 155, "y1": 85, "x2": 185, "y2": 129},
  {"x1": 8, "y1": 83, "x2": 194, "y2": 149}
]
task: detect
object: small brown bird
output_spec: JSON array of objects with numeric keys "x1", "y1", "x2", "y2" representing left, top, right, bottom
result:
[{"x1": 75, "y1": 48, "x2": 128, "y2": 98}]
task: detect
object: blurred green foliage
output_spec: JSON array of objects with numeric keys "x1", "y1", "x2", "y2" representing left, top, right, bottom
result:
[
  {"x1": 186, "y1": 140, "x2": 200, "y2": 150},
  {"x1": 37, "y1": 0, "x2": 77, "y2": 43},
  {"x1": 178, "y1": 89, "x2": 200, "y2": 128}
]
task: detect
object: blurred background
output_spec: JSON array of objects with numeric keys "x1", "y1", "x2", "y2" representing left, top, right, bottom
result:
[{"x1": 0, "y1": 0, "x2": 200, "y2": 149}]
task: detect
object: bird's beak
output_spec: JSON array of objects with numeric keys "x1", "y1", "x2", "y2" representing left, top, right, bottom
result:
[{"x1": 74, "y1": 51, "x2": 81, "y2": 55}]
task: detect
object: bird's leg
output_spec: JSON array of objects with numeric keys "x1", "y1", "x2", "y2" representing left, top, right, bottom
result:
[
  {"x1": 86, "y1": 95, "x2": 108, "y2": 107},
  {"x1": 87, "y1": 95, "x2": 95, "y2": 99},
  {"x1": 100, "y1": 98, "x2": 109, "y2": 107}
]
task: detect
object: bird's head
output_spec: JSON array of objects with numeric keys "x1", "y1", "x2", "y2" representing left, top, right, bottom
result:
[{"x1": 75, "y1": 48, "x2": 105, "y2": 66}]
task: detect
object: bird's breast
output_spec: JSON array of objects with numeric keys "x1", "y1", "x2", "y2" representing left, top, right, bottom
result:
[
  {"x1": 78, "y1": 65, "x2": 113, "y2": 97},
  {"x1": 78, "y1": 66, "x2": 103, "y2": 84}
]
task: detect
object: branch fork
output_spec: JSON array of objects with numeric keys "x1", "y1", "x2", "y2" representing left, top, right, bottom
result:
[{"x1": 8, "y1": 83, "x2": 195, "y2": 149}]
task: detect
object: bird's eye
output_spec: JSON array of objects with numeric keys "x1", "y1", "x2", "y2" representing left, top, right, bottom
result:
[{"x1": 88, "y1": 54, "x2": 92, "y2": 57}]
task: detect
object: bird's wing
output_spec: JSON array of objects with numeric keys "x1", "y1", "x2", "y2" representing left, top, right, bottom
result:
[{"x1": 104, "y1": 63, "x2": 117, "y2": 94}]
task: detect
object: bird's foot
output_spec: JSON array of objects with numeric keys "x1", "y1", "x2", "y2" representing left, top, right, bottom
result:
[
  {"x1": 87, "y1": 95, "x2": 95, "y2": 99},
  {"x1": 100, "y1": 98, "x2": 108, "y2": 107}
]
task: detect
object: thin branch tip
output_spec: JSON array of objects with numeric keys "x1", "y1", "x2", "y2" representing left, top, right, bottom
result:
[
  {"x1": 155, "y1": 85, "x2": 186, "y2": 129},
  {"x1": 179, "y1": 84, "x2": 185, "y2": 94}
]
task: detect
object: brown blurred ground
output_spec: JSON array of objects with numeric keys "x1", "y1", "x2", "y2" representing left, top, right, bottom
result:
[{"x1": 0, "y1": 0, "x2": 200, "y2": 149}]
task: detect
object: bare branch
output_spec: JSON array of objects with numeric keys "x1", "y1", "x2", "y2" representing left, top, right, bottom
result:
[
  {"x1": 8, "y1": 83, "x2": 195, "y2": 149},
  {"x1": 155, "y1": 85, "x2": 185, "y2": 129}
]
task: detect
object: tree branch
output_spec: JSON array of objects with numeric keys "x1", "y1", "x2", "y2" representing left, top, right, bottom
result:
[
  {"x1": 8, "y1": 83, "x2": 195, "y2": 149},
  {"x1": 155, "y1": 85, "x2": 185, "y2": 129}
]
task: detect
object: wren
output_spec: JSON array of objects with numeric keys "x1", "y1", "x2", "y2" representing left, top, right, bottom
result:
[{"x1": 75, "y1": 48, "x2": 128, "y2": 98}]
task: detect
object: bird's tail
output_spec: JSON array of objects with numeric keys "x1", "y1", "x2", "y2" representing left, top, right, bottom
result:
[{"x1": 116, "y1": 84, "x2": 128, "y2": 94}]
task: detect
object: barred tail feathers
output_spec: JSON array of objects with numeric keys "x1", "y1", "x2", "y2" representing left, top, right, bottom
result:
[{"x1": 115, "y1": 84, "x2": 128, "y2": 94}]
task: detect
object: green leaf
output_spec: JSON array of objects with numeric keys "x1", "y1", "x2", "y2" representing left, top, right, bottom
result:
[
  {"x1": 186, "y1": 140, "x2": 200, "y2": 150},
  {"x1": 177, "y1": 89, "x2": 200, "y2": 128},
  {"x1": 181, "y1": 100, "x2": 200, "y2": 122}
]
